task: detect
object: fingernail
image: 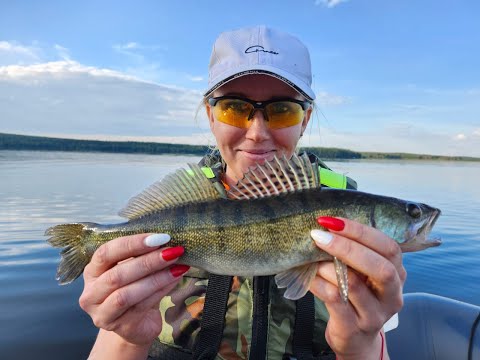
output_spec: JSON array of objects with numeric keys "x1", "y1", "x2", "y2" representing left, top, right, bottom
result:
[
  {"x1": 170, "y1": 264, "x2": 190, "y2": 277},
  {"x1": 162, "y1": 246, "x2": 184, "y2": 261},
  {"x1": 317, "y1": 216, "x2": 345, "y2": 231},
  {"x1": 145, "y1": 233, "x2": 171, "y2": 247},
  {"x1": 311, "y1": 229, "x2": 333, "y2": 245}
]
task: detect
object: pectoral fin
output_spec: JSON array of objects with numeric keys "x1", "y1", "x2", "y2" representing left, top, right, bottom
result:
[{"x1": 274, "y1": 263, "x2": 319, "y2": 300}]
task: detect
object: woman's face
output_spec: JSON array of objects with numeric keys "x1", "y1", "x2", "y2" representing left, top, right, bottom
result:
[{"x1": 206, "y1": 74, "x2": 312, "y2": 185}]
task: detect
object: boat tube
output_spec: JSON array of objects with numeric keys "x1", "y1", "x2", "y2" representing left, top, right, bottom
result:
[{"x1": 386, "y1": 293, "x2": 480, "y2": 360}]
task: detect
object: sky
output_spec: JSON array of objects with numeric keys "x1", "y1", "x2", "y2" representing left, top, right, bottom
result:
[{"x1": 1, "y1": 0, "x2": 479, "y2": 156}]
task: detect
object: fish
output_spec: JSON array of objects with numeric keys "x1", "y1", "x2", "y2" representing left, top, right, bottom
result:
[{"x1": 45, "y1": 154, "x2": 441, "y2": 301}]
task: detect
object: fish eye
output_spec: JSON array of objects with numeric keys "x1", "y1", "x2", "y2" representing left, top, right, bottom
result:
[{"x1": 406, "y1": 202, "x2": 422, "y2": 218}]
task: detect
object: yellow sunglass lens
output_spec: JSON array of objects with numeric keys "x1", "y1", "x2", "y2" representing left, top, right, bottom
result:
[
  {"x1": 213, "y1": 99, "x2": 252, "y2": 128},
  {"x1": 212, "y1": 98, "x2": 305, "y2": 129},
  {"x1": 266, "y1": 102, "x2": 304, "y2": 129}
]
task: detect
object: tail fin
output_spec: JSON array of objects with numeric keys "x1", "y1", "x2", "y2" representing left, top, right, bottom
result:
[{"x1": 45, "y1": 222, "x2": 96, "y2": 285}]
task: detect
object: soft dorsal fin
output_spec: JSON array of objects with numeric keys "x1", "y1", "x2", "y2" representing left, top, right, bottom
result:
[
  {"x1": 119, "y1": 164, "x2": 223, "y2": 219},
  {"x1": 227, "y1": 153, "x2": 320, "y2": 200}
]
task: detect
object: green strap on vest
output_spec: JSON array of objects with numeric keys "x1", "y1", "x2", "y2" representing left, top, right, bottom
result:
[
  {"x1": 201, "y1": 167, "x2": 215, "y2": 179},
  {"x1": 193, "y1": 166, "x2": 349, "y2": 190},
  {"x1": 186, "y1": 167, "x2": 216, "y2": 179},
  {"x1": 318, "y1": 168, "x2": 348, "y2": 189}
]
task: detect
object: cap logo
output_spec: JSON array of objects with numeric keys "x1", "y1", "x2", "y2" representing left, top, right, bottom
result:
[{"x1": 245, "y1": 45, "x2": 279, "y2": 55}]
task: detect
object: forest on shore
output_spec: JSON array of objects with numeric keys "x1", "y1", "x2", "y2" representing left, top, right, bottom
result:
[{"x1": 1, "y1": 132, "x2": 478, "y2": 161}]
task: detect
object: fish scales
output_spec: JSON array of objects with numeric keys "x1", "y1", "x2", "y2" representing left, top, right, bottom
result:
[
  {"x1": 76, "y1": 191, "x2": 326, "y2": 275},
  {"x1": 46, "y1": 155, "x2": 441, "y2": 300}
]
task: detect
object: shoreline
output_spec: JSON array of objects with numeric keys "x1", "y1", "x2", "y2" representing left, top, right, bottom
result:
[{"x1": 1, "y1": 132, "x2": 479, "y2": 162}]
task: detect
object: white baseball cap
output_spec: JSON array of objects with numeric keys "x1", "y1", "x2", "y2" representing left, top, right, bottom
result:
[{"x1": 204, "y1": 25, "x2": 316, "y2": 101}]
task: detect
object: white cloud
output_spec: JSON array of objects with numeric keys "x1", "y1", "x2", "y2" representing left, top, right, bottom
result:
[
  {"x1": 0, "y1": 60, "x2": 138, "y2": 82},
  {"x1": 114, "y1": 42, "x2": 140, "y2": 51},
  {"x1": 315, "y1": 91, "x2": 348, "y2": 106},
  {"x1": 395, "y1": 104, "x2": 430, "y2": 112},
  {"x1": 454, "y1": 134, "x2": 466, "y2": 141},
  {"x1": 2, "y1": 60, "x2": 478, "y2": 157},
  {"x1": 0, "y1": 61, "x2": 207, "y2": 139},
  {"x1": 0, "y1": 41, "x2": 37, "y2": 56},
  {"x1": 112, "y1": 42, "x2": 166, "y2": 59},
  {"x1": 54, "y1": 44, "x2": 71, "y2": 61},
  {"x1": 299, "y1": 121, "x2": 480, "y2": 157},
  {"x1": 113, "y1": 43, "x2": 146, "y2": 65},
  {"x1": 113, "y1": 42, "x2": 143, "y2": 60},
  {"x1": 0, "y1": 41, "x2": 82, "y2": 67},
  {"x1": 0, "y1": 41, "x2": 41, "y2": 65},
  {"x1": 404, "y1": 84, "x2": 480, "y2": 99},
  {"x1": 0, "y1": 41, "x2": 478, "y2": 158},
  {"x1": 188, "y1": 75, "x2": 204, "y2": 82},
  {"x1": 315, "y1": 0, "x2": 349, "y2": 8},
  {"x1": 111, "y1": 41, "x2": 186, "y2": 85}
]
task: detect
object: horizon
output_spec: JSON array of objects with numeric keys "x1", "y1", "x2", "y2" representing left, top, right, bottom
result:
[
  {"x1": 3, "y1": 131, "x2": 480, "y2": 160},
  {"x1": 1, "y1": 1, "x2": 479, "y2": 157}
]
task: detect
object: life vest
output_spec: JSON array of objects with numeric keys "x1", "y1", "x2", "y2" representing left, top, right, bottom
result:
[{"x1": 147, "y1": 152, "x2": 357, "y2": 360}]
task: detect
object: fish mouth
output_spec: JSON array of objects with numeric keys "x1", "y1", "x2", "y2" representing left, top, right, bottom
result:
[
  {"x1": 423, "y1": 208, "x2": 441, "y2": 241},
  {"x1": 405, "y1": 208, "x2": 442, "y2": 251}
]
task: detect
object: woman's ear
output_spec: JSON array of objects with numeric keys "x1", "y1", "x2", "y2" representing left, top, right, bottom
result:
[
  {"x1": 205, "y1": 102, "x2": 215, "y2": 132},
  {"x1": 301, "y1": 105, "x2": 313, "y2": 134}
]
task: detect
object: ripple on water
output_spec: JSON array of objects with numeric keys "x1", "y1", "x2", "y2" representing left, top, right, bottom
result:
[{"x1": 1, "y1": 152, "x2": 480, "y2": 359}]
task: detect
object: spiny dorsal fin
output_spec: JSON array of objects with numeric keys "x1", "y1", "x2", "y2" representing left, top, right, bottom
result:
[
  {"x1": 227, "y1": 153, "x2": 320, "y2": 200},
  {"x1": 119, "y1": 164, "x2": 223, "y2": 219}
]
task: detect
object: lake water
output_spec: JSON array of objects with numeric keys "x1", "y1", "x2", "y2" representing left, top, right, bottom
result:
[{"x1": 1, "y1": 150, "x2": 479, "y2": 360}]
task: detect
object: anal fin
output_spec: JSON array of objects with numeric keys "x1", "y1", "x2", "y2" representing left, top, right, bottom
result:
[{"x1": 274, "y1": 263, "x2": 318, "y2": 300}]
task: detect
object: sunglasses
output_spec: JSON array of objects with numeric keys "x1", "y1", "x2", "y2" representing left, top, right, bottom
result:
[{"x1": 208, "y1": 96, "x2": 311, "y2": 129}]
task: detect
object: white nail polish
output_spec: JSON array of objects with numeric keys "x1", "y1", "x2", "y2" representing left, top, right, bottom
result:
[
  {"x1": 311, "y1": 229, "x2": 333, "y2": 245},
  {"x1": 145, "y1": 233, "x2": 171, "y2": 247}
]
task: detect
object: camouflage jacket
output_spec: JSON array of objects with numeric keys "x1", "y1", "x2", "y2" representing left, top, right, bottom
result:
[
  {"x1": 149, "y1": 273, "x2": 332, "y2": 359},
  {"x1": 148, "y1": 152, "x2": 355, "y2": 359}
]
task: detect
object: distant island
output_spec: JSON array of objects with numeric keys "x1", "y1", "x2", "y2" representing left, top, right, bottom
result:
[{"x1": 1, "y1": 132, "x2": 479, "y2": 161}]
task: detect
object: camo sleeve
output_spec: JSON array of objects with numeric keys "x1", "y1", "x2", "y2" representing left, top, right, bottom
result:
[
  {"x1": 150, "y1": 269, "x2": 254, "y2": 360},
  {"x1": 157, "y1": 270, "x2": 207, "y2": 351}
]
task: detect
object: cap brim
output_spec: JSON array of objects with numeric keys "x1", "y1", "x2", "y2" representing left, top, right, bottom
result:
[{"x1": 204, "y1": 66, "x2": 315, "y2": 101}]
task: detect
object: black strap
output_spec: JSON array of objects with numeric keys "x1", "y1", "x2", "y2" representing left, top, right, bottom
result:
[
  {"x1": 249, "y1": 276, "x2": 270, "y2": 360},
  {"x1": 293, "y1": 292, "x2": 316, "y2": 360},
  {"x1": 192, "y1": 274, "x2": 233, "y2": 360}
]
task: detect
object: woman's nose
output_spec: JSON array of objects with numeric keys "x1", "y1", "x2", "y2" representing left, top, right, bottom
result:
[{"x1": 245, "y1": 110, "x2": 270, "y2": 142}]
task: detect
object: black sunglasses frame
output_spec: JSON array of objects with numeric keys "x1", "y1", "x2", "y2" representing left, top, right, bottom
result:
[{"x1": 208, "y1": 96, "x2": 311, "y2": 122}]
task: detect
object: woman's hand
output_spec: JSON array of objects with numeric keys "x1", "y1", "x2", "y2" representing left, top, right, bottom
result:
[
  {"x1": 310, "y1": 217, "x2": 405, "y2": 360},
  {"x1": 79, "y1": 233, "x2": 189, "y2": 350}
]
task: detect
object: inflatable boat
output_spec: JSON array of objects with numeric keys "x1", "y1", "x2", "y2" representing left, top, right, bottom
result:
[{"x1": 386, "y1": 293, "x2": 480, "y2": 360}]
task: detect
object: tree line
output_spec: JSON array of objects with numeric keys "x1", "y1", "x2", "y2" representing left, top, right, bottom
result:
[{"x1": 1, "y1": 133, "x2": 478, "y2": 161}]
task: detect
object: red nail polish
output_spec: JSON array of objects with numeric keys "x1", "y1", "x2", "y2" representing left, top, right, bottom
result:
[
  {"x1": 317, "y1": 216, "x2": 345, "y2": 231},
  {"x1": 162, "y1": 246, "x2": 184, "y2": 261},
  {"x1": 170, "y1": 264, "x2": 190, "y2": 277}
]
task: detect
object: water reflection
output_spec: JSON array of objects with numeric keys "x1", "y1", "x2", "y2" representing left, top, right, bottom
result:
[{"x1": 1, "y1": 150, "x2": 479, "y2": 360}]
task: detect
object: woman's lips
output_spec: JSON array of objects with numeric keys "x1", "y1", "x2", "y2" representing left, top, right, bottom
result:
[{"x1": 240, "y1": 150, "x2": 276, "y2": 162}]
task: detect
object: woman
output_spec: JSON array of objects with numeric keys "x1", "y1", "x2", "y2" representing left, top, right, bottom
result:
[{"x1": 81, "y1": 26, "x2": 404, "y2": 360}]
